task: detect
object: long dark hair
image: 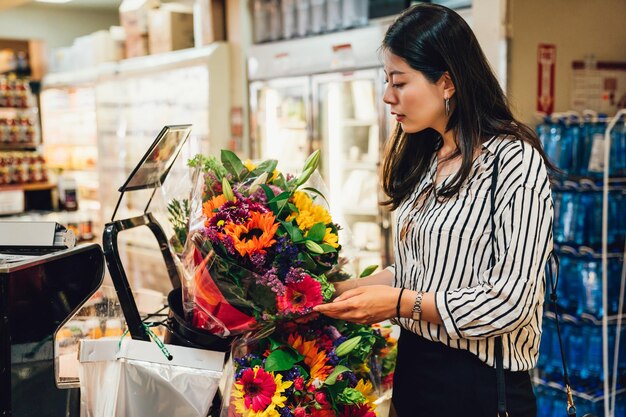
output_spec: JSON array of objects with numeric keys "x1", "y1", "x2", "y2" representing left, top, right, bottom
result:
[{"x1": 381, "y1": 3, "x2": 554, "y2": 210}]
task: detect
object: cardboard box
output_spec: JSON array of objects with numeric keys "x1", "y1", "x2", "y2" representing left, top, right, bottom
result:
[
  {"x1": 148, "y1": 6, "x2": 195, "y2": 54},
  {"x1": 125, "y1": 33, "x2": 149, "y2": 58},
  {"x1": 193, "y1": 0, "x2": 226, "y2": 46},
  {"x1": 119, "y1": 0, "x2": 160, "y2": 36}
]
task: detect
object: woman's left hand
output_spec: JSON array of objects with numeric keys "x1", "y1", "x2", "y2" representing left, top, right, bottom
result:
[{"x1": 313, "y1": 285, "x2": 401, "y2": 325}]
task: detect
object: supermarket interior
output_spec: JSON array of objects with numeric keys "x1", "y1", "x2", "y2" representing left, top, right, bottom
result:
[{"x1": 0, "y1": 0, "x2": 625, "y2": 416}]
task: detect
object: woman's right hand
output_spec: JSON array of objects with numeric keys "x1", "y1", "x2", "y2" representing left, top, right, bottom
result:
[{"x1": 332, "y1": 279, "x2": 358, "y2": 298}]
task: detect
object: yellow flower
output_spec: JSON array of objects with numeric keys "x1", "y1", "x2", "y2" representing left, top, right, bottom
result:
[
  {"x1": 354, "y1": 379, "x2": 377, "y2": 407},
  {"x1": 270, "y1": 169, "x2": 279, "y2": 182},
  {"x1": 244, "y1": 159, "x2": 257, "y2": 172},
  {"x1": 232, "y1": 366, "x2": 292, "y2": 417},
  {"x1": 322, "y1": 228, "x2": 339, "y2": 248},
  {"x1": 287, "y1": 191, "x2": 333, "y2": 232}
]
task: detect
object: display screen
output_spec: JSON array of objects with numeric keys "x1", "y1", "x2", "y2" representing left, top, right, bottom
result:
[{"x1": 119, "y1": 124, "x2": 192, "y2": 192}]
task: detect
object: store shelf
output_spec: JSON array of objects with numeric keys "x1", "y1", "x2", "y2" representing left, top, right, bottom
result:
[
  {"x1": 552, "y1": 176, "x2": 626, "y2": 191},
  {"x1": 0, "y1": 143, "x2": 38, "y2": 150},
  {"x1": 0, "y1": 182, "x2": 55, "y2": 192},
  {"x1": 0, "y1": 107, "x2": 35, "y2": 113}
]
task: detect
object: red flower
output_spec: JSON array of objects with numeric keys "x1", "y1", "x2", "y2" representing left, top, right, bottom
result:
[
  {"x1": 238, "y1": 367, "x2": 277, "y2": 412},
  {"x1": 294, "y1": 377, "x2": 305, "y2": 391},
  {"x1": 315, "y1": 391, "x2": 329, "y2": 405},
  {"x1": 339, "y1": 405, "x2": 376, "y2": 417},
  {"x1": 276, "y1": 275, "x2": 322, "y2": 315},
  {"x1": 293, "y1": 406, "x2": 307, "y2": 417}
]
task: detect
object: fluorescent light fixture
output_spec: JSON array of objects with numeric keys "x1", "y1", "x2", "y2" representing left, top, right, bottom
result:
[{"x1": 36, "y1": 0, "x2": 73, "y2": 4}]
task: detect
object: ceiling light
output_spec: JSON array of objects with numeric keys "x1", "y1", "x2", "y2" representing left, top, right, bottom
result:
[{"x1": 36, "y1": 0, "x2": 73, "y2": 4}]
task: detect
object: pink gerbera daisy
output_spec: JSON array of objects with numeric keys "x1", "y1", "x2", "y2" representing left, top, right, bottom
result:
[
  {"x1": 276, "y1": 274, "x2": 322, "y2": 315},
  {"x1": 239, "y1": 367, "x2": 277, "y2": 412}
]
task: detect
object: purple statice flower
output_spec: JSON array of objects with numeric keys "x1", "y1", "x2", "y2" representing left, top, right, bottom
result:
[
  {"x1": 327, "y1": 350, "x2": 340, "y2": 366},
  {"x1": 286, "y1": 173, "x2": 295, "y2": 181},
  {"x1": 272, "y1": 237, "x2": 302, "y2": 276},
  {"x1": 284, "y1": 367, "x2": 301, "y2": 380},
  {"x1": 333, "y1": 336, "x2": 348, "y2": 347},
  {"x1": 285, "y1": 267, "x2": 306, "y2": 284},
  {"x1": 250, "y1": 251, "x2": 268, "y2": 272},
  {"x1": 280, "y1": 407, "x2": 293, "y2": 417},
  {"x1": 249, "y1": 187, "x2": 268, "y2": 204},
  {"x1": 257, "y1": 268, "x2": 286, "y2": 296},
  {"x1": 324, "y1": 325, "x2": 342, "y2": 341},
  {"x1": 345, "y1": 371, "x2": 358, "y2": 388}
]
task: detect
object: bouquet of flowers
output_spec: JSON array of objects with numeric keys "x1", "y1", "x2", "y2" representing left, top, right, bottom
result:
[{"x1": 167, "y1": 149, "x2": 393, "y2": 416}]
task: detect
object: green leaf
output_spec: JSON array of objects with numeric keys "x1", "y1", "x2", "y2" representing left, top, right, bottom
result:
[
  {"x1": 265, "y1": 349, "x2": 300, "y2": 372},
  {"x1": 298, "y1": 252, "x2": 317, "y2": 271},
  {"x1": 324, "y1": 365, "x2": 350, "y2": 385},
  {"x1": 319, "y1": 244, "x2": 337, "y2": 254},
  {"x1": 221, "y1": 150, "x2": 245, "y2": 179},
  {"x1": 294, "y1": 365, "x2": 309, "y2": 380},
  {"x1": 260, "y1": 184, "x2": 276, "y2": 200},
  {"x1": 335, "y1": 336, "x2": 362, "y2": 357},
  {"x1": 254, "y1": 159, "x2": 278, "y2": 175},
  {"x1": 305, "y1": 240, "x2": 324, "y2": 254},
  {"x1": 268, "y1": 191, "x2": 291, "y2": 204},
  {"x1": 301, "y1": 186, "x2": 329, "y2": 205},
  {"x1": 359, "y1": 265, "x2": 379, "y2": 278},
  {"x1": 268, "y1": 337, "x2": 282, "y2": 351},
  {"x1": 307, "y1": 222, "x2": 327, "y2": 242},
  {"x1": 281, "y1": 221, "x2": 304, "y2": 243}
]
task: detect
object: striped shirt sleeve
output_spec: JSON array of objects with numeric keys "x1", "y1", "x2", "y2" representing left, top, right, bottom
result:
[{"x1": 436, "y1": 184, "x2": 553, "y2": 340}]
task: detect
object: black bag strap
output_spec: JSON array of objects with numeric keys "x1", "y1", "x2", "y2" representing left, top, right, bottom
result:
[
  {"x1": 489, "y1": 150, "x2": 578, "y2": 417},
  {"x1": 489, "y1": 153, "x2": 508, "y2": 417},
  {"x1": 547, "y1": 254, "x2": 578, "y2": 416}
]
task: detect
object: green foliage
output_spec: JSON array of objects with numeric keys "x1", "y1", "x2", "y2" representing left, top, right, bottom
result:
[{"x1": 167, "y1": 198, "x2": 189, "y2": 252}]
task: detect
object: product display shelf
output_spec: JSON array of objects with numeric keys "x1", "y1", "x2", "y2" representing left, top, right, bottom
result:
[{"x1": 536, "y1": 109, "x2": 626, "y2": 417}]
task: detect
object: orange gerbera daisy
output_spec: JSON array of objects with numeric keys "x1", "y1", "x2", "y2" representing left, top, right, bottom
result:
[
  {"x1": 223, "y1": 211, "x2": 279, "y2": 257},
  {"x1": 288, "y1": 334, "x2": 332, "y2": 382},
  {"x1": 202, "y1": 194, "x2": 229, "y2": 224}
]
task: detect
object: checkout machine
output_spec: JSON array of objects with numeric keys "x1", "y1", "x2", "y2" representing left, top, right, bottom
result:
[
  {"x1": 0, "y1": 224, "x2": 104, "y2": 417},
  {"x1": 0, "y1": 124, "x2": 212, "y2": 416}
]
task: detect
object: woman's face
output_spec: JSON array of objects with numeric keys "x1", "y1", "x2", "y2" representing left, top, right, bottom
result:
[{"x1": 382, "y1": 50, "x2": 448, "y2": 134}]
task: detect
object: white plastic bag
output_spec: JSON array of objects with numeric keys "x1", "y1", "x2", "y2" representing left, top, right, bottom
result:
[{"x1": 79, "y1": 338, "x2": 225, "y2": 417}]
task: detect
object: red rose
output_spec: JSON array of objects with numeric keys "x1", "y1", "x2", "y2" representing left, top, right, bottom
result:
[
  {"x1": 293, "y1": 406, "x2": 307, "y2": 417},
  {"x1": 315, "y1": 391, "x2": 329, "y2": 405},
  {"x1": 294, "y1": 377, "x2": 304, "y2": 391}
]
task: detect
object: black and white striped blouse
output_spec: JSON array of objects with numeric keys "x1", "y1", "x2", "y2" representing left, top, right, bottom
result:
[{"x1": 390, "y1": 135, "x2": 554, "y2": 371}]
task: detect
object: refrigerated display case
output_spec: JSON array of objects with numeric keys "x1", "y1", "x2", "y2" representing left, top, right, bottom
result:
[
  {"x1": 313, "y1": 69, "x2": 388, "y2": 271},
  {"x1": 248, "y1": 25, "x2": 393, "y2": 271},
  {"x1": 249, "y1": 76, "x2": 311, "y2": 174}
]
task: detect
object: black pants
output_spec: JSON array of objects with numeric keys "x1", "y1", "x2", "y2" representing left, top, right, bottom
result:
[{"x1": 392, "y1": 329, "x2": 536, "y2": 417}]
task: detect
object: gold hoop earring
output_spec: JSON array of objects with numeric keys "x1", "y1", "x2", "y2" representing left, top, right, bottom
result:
[{"x1": 445, "y1": 98, "x2": 450, "y2": 116}]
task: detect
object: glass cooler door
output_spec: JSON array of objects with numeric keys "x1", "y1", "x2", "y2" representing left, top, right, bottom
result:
[
  {"x1": 313, "y1": 69, "x2": 389, "y2": 272},
  {"x1": 250, "y1": 77, "x2": 312, "y2": 174}
]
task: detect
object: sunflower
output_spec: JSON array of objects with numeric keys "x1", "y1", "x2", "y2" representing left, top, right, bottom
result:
[
  {"x1": 223, "y1": 211, "x2": 279, "y2": 257},
  {"x1": 232, "y1": 366, "x2": 292, "y2": 417},
  {"x1": 354, "y1": 379, "x2": 377, "y2": 407},
  {"x1": 322, "y1": 227, "x2": 339, "y2": 248},
  {"x1": 288, "y1": 334, "x2": 332, "y2": 382},
  {"x1": 287, "y1": 191, "x2": 333, "y2": 231},
  {"x1": 244, "y1": 159, "x2": 257, "y2": 171},
  {"x1": 202, "y1": 194, "x2": 229, "y2": 224}
]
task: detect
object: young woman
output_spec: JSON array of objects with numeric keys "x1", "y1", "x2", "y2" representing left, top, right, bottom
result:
[{"x1": 314, "y1": 4, "x2": 554, "y2": 416}]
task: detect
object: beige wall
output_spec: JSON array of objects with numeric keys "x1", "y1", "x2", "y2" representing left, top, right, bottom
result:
[
  {"x1": 507, "y1": 0, "x2": 626, "y2": 123},
  {"x1": 0, "y1": 4, "x2": 119, "y2": 49}
]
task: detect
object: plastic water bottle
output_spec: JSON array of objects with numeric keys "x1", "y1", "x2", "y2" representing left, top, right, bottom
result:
[
  {"x1": 579, "y1": 114, "x2": 595, "y2": 177},
  {"x1": 585, "y1": 324, "x2": 603, "y2": 379},
  {"x1": 567, "y1": 115, "x2": 583, "y2": 176},
  {"x1": 560, "y1": 191, "x2": 578, "y2": 244},
  {"x1": 558, "y1": 116, "x2": 574, "y2": 173},
  {"x1": 567, "y1": 321, "x2": 585, "y2": 377},
  {"x1": 578, "y1": 260, "x2": 603, "y2": 318},
  {"x1": 588, "y1": 115, "x2": 608, "y2": 178},
  {"x1": 609, "y1": 116, "x2": 626, "y2": 177}
]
